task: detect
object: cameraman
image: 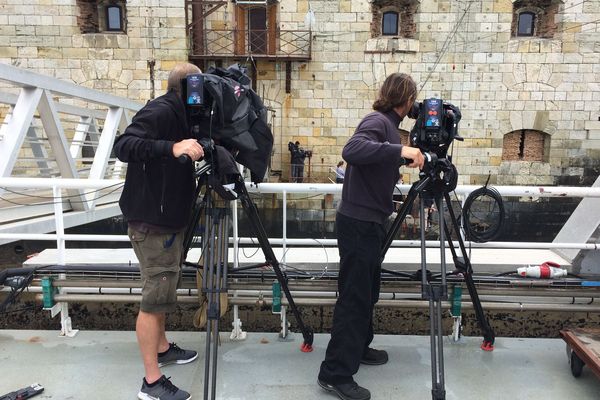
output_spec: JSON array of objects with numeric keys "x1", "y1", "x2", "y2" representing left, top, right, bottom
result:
[
  {"x1": 288, "y1": 140, "x2": 307, "y2": 182},
  {"x1": 318, "y1": 73, "x2": 424, "y2": 400},
  {"x1": 114, "y1": 62, "x2": 204, "y2": 400}
]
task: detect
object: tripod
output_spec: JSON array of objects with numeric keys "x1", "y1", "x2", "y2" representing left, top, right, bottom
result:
[
  {"x1": 181, "y1": 147, "x2": 314, "y2": 400},
  {"x1": 380, "y1": 157, "x2": 495, "y2": 400}
]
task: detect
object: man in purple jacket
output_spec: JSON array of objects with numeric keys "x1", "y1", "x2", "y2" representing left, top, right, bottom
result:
[{"x1": 318, "y1": 73, "x2": 425, "y2": 400}]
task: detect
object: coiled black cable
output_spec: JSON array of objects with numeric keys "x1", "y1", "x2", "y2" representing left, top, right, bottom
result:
[{"x1": 462, "y1": 184, "x2": 505, "y2": 243}]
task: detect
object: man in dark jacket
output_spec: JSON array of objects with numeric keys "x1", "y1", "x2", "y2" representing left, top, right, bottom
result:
[
  {"x1": 318, "y1": 73, "x2": 425, "y2": 400},
  {"x1": 288, "y1": 140, "x2": 307, "y2": 182},
  {"x1": 114, "y1": 63, "x2": 205, "y2": 400}
]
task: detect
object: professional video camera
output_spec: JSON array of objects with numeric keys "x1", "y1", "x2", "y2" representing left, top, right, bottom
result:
[
  {"x1": 409, "y1": 98, "x2": 463, "y2": 158},
  {"x1": 406, "y1": 98, "x2": 463, "y2": 193},
  {"x1": 181, "y1": 64, "x2": 273, "y2": 183}
]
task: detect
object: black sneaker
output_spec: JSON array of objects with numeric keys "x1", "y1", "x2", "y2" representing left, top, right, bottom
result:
[
  {"x1": 360, "y1": 347, "x2": 388, "y2": 365},
  {"x1": 138, "y1": 375, "x2": 191, "y2": 400},
  {"x1": 318, "y1": 379, "x2": 371, "y2": 400},
  {"x1": 158, "y1": 343, "x2": 198, "y2": 367}
]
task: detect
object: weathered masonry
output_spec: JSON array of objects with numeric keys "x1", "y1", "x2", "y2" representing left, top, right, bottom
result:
[{"x1": 1, "y1": 0, "x2": 599, "y2": 184}]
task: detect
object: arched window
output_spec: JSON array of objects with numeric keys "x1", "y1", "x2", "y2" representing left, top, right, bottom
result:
[
  {"x1": 106, "y1": 5, "x2": 123, "y2": 31},
  {"x1": 517, "y1": 11, "x2": 535, "y2": 36},
  {"x1": 382, "y1": 11, "x2": 399, "y2": 36}
]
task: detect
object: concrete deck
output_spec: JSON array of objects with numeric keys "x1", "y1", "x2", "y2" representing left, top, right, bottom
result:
[{"x1": 1, "y1": 329, "x2": 599, "y2": 400}]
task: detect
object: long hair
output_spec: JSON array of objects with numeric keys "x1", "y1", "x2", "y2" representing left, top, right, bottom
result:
[
  {"x1": 372, "y1": 73, "x2": 417, "y2": 113},
  {"x1": 167, "y1": 63, "x2": 202, "y2": 94}
]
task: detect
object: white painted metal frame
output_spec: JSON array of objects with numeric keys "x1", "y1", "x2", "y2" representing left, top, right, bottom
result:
[
  {"x1": 0, "y1": 63, "x2": 141, "y2": 223},
  {"x1": 2, "y1": 177, "x2": 600, "y2": 337}
]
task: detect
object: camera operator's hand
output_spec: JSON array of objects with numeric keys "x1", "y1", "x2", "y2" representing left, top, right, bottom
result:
[
  {"x1": 173, "y1": 139, "x2": 204, "y2": 161},
  {"x1": 401, "y1": 146, "x2": 425, "y2": 169}
]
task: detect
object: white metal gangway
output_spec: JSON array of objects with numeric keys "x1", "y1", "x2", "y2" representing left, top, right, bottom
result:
[{"x1": 0, "y1": 63, "x2": 142, "y2": 243}]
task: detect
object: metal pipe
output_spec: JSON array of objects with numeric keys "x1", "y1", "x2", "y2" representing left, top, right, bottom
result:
[
  {"x1": 34, "y1": 294, "x2": 600, "y2": 313},
  {"x1": 2, "y1": 232, "x2": 596, "y2": 250},
  {"x1": 2, "y1": 177, "x2": 600, "y2": 197},
  {"x1": 21, "y1": 280, "x2": 600, "y2": 299}
]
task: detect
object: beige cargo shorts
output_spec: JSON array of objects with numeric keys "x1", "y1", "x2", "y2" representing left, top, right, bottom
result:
[{"x1": 128, "y1": 226, "x2": 185, "y2": 313}]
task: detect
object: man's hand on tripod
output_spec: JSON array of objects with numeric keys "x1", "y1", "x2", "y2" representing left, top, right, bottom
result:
[
  {"x1": 401, "y1": 146, "x2": 425, "y2": 169},
  {"x1": 173, "y1": 138, "x2": 204, "y2": 161}
]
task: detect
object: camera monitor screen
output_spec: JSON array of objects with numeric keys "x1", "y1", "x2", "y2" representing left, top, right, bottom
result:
[
  {"x1": 186, "y1": 74, "x2": 204, "y2": 106},
  {"x1": 424, "y1": 98, "x2": 443, "y2": 131}
]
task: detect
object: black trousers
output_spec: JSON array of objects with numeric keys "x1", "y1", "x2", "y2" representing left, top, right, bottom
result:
[
  {"x1": 291, "y1": 164, "x2": 304, "y2": 183},
  {"x1": 319, "y1": 212, "x2": 385, "y2": 384}
]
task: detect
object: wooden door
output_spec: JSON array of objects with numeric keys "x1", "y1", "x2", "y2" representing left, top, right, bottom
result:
[{"x1": 248, "y1": 8, "x2": 267, "y2": 54}]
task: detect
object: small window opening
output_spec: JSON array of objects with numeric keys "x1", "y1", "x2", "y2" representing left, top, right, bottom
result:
[
  {"x1": 382, "y1": 12, "x2": 399, "y2": 36},
  {"x1": 106, "y1": 5, "x2": 123, "y2": 31},
  {"x1": 517, "y1": 12, "x2": 535, "y2": 36}
]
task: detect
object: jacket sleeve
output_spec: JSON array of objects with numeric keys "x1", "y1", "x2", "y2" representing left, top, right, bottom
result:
[
  {"x1": 113, "y1": 104, "x2": 175, "y2": 163},
  {"x1": 342, "y1": 115, "x2": 402, "y2": 166}
]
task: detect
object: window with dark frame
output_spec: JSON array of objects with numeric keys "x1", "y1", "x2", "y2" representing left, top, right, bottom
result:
[
  {"x1": 382, "y1": 11, "x2": 399, "y2": 36},
  {"x1": 76, "y1": 0, "x2": 127, "y2": 34},
  {"x1": 517, "y1": 11, "x2": 535, "y2": 36},
  {"x1": 106, "y1": 5, "x2": 123, "y2": 31}
]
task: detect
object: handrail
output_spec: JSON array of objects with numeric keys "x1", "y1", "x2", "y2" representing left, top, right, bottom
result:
[
  {"x1": 1, "y1": 177, "x2": 599, "y2": 252},
  {"x1": 0, "y1": 63, "x2": 142, "y2": 110}
]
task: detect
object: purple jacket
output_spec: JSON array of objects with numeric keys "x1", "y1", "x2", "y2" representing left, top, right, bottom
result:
[{"x1": 337, "y1": 110, "x2": 404, "y2": 225}]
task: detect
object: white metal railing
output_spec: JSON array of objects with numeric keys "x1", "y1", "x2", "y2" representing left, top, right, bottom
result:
[
  {"x1": 1, "y1": 177, "x2": 600, "y2": 337},
  {"x1": 0, "y1": 63, "x2": 142, "y2": 228},
  {"x1": 1, "y1": 177, "x2": 600, "y2": 252}
]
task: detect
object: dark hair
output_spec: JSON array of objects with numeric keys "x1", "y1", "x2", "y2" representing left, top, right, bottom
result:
[
  {"x1": 373, "y1": 73, "x2": 417, "y2": 113},
  {"x1": 337, "y1": 161, "x2": 344, "y2": 168}
]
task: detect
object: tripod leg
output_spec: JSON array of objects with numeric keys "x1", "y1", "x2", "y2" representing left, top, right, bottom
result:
[
  {"x1": 183, "y1": 178, "x2": 208, "y2": 260},
  {"x1": 430, "y1": 296, "x2": 446, "y2": 400},
  {"x1": 420, "y1": 195, "x2": 447, "y2": 400},
  {"x1": 235, "y1": 177, "x2": 314, "y2": 351},
  {"x1": 210, "y1": 208, "x2": 227, "y2": 400},
  {"x1": 203, "y1": 197, "x2": 216, "y2": 400},
  {"x1": 442, "y1": 192, "x2": 495, "y2": 350}
]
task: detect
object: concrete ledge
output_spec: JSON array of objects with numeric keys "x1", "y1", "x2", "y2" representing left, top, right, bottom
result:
[{"x1": 24, "y1": 247, "x2": 571, "y2": 274}]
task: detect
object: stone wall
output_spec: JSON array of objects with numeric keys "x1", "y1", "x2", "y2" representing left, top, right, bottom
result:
[{"x1": 1, "y1": 0, "x2": 599, "y2": 184}]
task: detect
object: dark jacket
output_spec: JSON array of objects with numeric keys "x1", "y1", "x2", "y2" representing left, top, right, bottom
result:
[
  {"x1": 290, "y1": 146, "x2": 306, "y2": 165},
  {"x1": 338, "y1": 110, "x2": 404, "y2": 225},
  {"x1": 114, "y1": 90, "x2": 196, "y2": 229}
]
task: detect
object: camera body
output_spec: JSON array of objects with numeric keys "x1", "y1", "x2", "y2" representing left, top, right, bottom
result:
[
  {"x1": 409, "y1": 98, "x2": 462, "y2": 158},
  {"x1": 179, "y1": 64, "x2": 274, "y2": 183}
]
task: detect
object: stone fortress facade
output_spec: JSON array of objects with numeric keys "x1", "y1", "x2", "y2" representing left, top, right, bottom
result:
[{"x1": 1, "y1": 0, "x2": 599, "y2": 185}]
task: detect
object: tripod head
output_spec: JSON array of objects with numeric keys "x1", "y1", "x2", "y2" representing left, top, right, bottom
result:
[
  {"x1": 418, "y1": 153, "x2": 458, "y2": 195},
  {"x1": 406, "y1": 99, "x2": 462, "y2": 196}
]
